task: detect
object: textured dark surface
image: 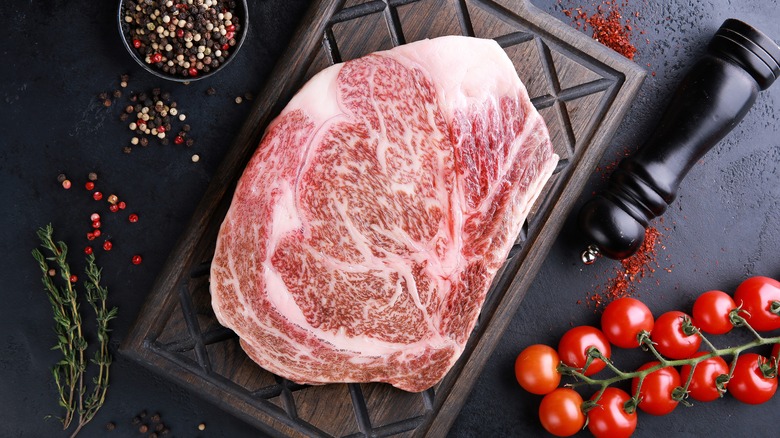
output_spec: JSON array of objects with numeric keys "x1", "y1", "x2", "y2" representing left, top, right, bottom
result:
[{"x1": 0, "y1": 1, "x2": 778, "y2": 438}]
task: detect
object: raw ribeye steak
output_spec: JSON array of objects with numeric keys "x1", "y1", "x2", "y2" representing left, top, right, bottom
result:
[{"x1": 210, "y1": 36, "x2": 558, "y2": 392}]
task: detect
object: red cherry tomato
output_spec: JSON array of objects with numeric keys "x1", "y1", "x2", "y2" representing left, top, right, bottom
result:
[
  {"x1": 679, "y1": 352, "x2": 729, "y2": 402},
  {"x1": 729, "y1": 353, "x2": 778, "y2": 404},
  {"x1": 587, "y1": 387, "x2": 637, "y2": 438},
  {"x1": 733, "y1": 276, "x2": 780, "y2": 332},
  {"x1": 539, "y1": 388, "x2": 586, "y2": 437},
  {"x1": 515, "y1": 344, "x2": 561, "y2": 395},
  {"x1": 651, "y1": 311, "x2": 702, "y2": 359},
  {"x1": 601, "y1": 297, "x2": 654, "y2": 349},
  {"x1": 631, "y1": 361, "x2": 681, "y2": 415},
  {"x1": 558, "y1": 326, "x2": 611, "y2": 376},
  {"x1": 692, "y1": 290, "x2": 736, "y2": 335}
]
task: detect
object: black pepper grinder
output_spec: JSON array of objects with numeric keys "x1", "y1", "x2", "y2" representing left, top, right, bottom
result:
[{"x1": 578, "y1": 18, "x2": 780, "y2": 263}]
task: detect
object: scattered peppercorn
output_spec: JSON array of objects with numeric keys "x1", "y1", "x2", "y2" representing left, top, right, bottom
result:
[
  {"x1": 62, "y1": 179, "x2": 72, "y2": 189},
  {"x1": 191, "y1": 154, "x2": 200, "y2": 163},
  {"x1": 123, "y1": 146, "x2": 133, "y2": 154},
  {"x1": 198, "y1": 423, "x2": 206, "y2": 431},
  {"x1": 139, "y1": 424, "x2": 149, "y2": 433},
  {"x1": 129, "y1": 213, "x2": 139, "y2": 223},
  {"x1": 132, "y1": 255, "x2": 143, "y2": 265},
  {"x1": 91, "y1": 213, "x2": 100, "y2": 221},
  {"x1": 103, "y1": 241, "x2": 113, "y2": 251},
  {"x1": 85, "y1": 246, "x2": 93, "y2": 255},
  {"x1": 88, "y1": 172, "x2": 98, "y2": 181},
  {"x1": 107, "y1": 194, "x2": 119, "y2": 205},
  {"x1": 103, "y1": 99, "x2": 113, "y2": 108},
  {"x1": 57, "y1": 173, "x2": 67, "y2": 183},
  {"x1": 93, "y1": 230, "x2": 102, "y2": 238},
  {"x1": 69, "y1": 274, "x2": 78, "y2": 283},
  {"x1": 234, "y1": 96, "x2": 242, "y2": 104},
  {"x1": 48, "y1": 268, "x2": 56, "y2": 277},
  {"x1": 93, "y1": 191, "x2": 103, "y2": 201},
  {"x1": 105, "y1": 421, "x2": 116, "y2": 431},
  {"x1": 85, "y1": 181, "x2": 95, "y2": 191},
  {"x1": 206, "y1": 87, "x2": 216, "y2": 96},
  {"x1": 118, "y1": 201, "x2": 127, "y2": 210}
]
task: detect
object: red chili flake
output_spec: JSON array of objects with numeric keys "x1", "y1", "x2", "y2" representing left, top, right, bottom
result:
[
  {"x1": 128, "y1": 213, "x2": 139, "y2": 223},
  {"x1": 69, "y1": 274, "x2": 78, "y2": 283},
  {"x1": 103, "y1": 241, "x2": 113, "y2": 251},
  {"x1": 93, "y1": 191, "x2": 103, "y2": 201},
  {"x1": 559, "y1": 0, "x2": 638, "y2": 61},
  {"x1": 109, "y1": 204, "x2": 120, "y2": 213},
  {"x1": 85, "y1": 181, "x2": 95, "y2": 191},
  {"x1": 92, "y1": 220, "x2": 101, "y2": 229},
  {"x1": 118, "y1": 201, "x2": 127, "y2": 210},
  {"x1": 93, "y1": 229, "x2": 102, "y2": 238},
  {"x1": 84, "y1": 246, "x2": 93, "y2": 255},
  {"x1": 132, "y1": 255, "x2": 143, "y2": 265},
  {"x1": 132, "y1": 39, "x2": 142, "y2": 49},
  {"x1": 583, "y1": 226, "x2": 666, "y2": 309}
]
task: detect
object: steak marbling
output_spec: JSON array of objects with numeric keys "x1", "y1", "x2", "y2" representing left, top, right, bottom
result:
[{"x1": 210, "y1": 36, "x2": 558, "y2": 392}]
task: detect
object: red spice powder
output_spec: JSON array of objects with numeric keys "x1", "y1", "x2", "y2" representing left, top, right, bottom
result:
[
  {"x1": 584, "y1": 226, "x2": 664, "y2": 309},
  {"x1": 559, "y1": 0, "x2": 638, "y2": 61}
]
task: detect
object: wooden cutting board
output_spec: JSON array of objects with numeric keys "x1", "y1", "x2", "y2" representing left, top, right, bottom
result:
[{"x1": 121, "y1": 0, "x2": 644, "y2": 436}]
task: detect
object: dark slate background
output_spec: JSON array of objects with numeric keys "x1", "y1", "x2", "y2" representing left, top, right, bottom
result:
[{"x1": 1, "y1": 0, "x2": 778, "y2": 437}]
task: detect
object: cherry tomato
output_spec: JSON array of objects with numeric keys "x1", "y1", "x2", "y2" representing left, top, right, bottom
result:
[
  {"x1": 539, "y1": 388, "x2": 585, "y2": 437},
  {"x1": 558, "y1": 326, "x2": 611, "y2": 376},
  {"x1": 515, "y1": 344, "x2": 561, "y2": 395},
  {"x1": 679, "y1": 352, "x2": 729, "y2": 402},
  {"x1": 601, "y1": 297, "x2": 654, "y2": 349},
  {"x1": 692, "y1": 290, "x2": 736, "y2": 335},
  {"x1": 733, "y1": 276, "x2": 780, "y2": 332},
  {"x1": 587, "y1": 387, "x2": 637, "y2": 438},
  {"x1": 631, "y1": 361, "x2": 681, "y2": 415},
  {"x1": 728, "y1": 353, "x2": 778, "y2": 404},
  {"x1": 651, "y1": 311, "x2": 702, "y2": 359}
]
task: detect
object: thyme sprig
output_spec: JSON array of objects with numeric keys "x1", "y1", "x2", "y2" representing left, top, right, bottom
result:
[{"x1": 32, "y1": 224, "x2": 117, "y2": 438}]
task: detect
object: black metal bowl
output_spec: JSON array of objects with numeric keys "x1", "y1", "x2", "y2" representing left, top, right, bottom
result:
[{"x1": 118, "y1": 0, "x2": 249, "y2": 82}]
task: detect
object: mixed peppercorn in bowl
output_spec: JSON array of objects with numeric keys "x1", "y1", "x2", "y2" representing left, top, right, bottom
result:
[{"x1": 118, "y1": 0, "x2": 248, "y2": 82}]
